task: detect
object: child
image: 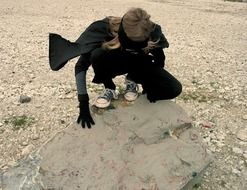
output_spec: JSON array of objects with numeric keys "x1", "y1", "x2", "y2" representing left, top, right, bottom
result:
[{"x1": 49, "y1": 7, "x2": 182, "y2": 128}]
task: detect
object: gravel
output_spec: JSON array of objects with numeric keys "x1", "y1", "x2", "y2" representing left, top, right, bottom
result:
[{"x1": 0, "y1": 0, "x2": 246, "y2": 189}]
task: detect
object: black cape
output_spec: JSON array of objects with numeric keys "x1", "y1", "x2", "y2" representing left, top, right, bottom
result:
[{"x1": 49, "y1": 18, "x2": 169, "y2": 71}]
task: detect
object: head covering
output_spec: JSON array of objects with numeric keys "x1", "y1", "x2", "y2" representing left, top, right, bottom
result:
[{"x1": 118, "y1": 20, "x2": 149, "y2": 50}]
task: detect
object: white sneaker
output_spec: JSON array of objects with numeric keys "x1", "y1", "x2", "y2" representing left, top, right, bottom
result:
[
  {"x1": 94, "y1": 88, "x2": 118, "y2": 108},
  {"x1": 124, "y1": 80, "x2": 139, "y2": 101},
  {"x1": 170, "y1": 98, "x2": 176, "y2": 103}
]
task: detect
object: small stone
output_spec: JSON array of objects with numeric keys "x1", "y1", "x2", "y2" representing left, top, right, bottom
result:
[
  {"x1": 200, "y1": 122, "x2": 214, "y2": 129},
  {"x1": 242, "y1": 115, "x2": 247, "y2": 120},
  {"x1": 236, "y1": 129, "x2": 247, "y2": 142},
  {"x1": 216, "y1": 142, "x2": 225, "y2": 148},
  {"x1": 31, "y1": 133, "x2": 39, "y2": 140},
  {"x1": 19, "y1": 95, "x2": 31, "y2": 103},
  {"x1": 35, "y1": 104, "x2": 42, "y2": 108},
  {"x1": 219, "y1": 89, "x2": 225, "y2": 93},
  {"x1": 65, "y1": 94, "x2": 74, "y2": 99},
  {"x1": 232, "y1": 147, "x2": 243, "y2": 154},
  {"x1": 21, "y1": 144, "x2": 35, "y2": 156},
  {"x1": 239, "y1": 141, "x2": 247, "y2": 146},
  {"x1": 0, "y1": 129, "x2": 4, "y2": 134},
  {"x1": 30, "y1": 74, "x2": 35, "y2": 79},
  {"x1": 20, "y1": 141, "x2": 29, "y2": 146},
  {"x1": 224, "y1": 86, "x2": 230, "y2": 91},
  {"x1": 7, "y1": 160, "x2": 17, "y2": 167},
  {"x1": 203, "y1": 136, "x2": 211, "y2": 143},
  {"x1": 232, "y1": 168, "x2": 241, "y2": 175},
  {"x1": 239, "y1": 160, "x2": 244, "y2": 165},
  {"x1": 243, "y1": 153, "x2": 247, "y2": 159}
]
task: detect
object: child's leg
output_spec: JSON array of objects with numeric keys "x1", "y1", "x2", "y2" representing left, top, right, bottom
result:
[
  {"x1": 128, "y1": 64, "x2": 182, "y2": 102},
  {"x1": 143, "y1": 67, "x2": 182, "y2": 101},
  {"x1": 90, "y1": 48, "x2": 128, "y2": 108},
  {"x1": 91, "y1": 48, "x2": 129, "y2": 89}
]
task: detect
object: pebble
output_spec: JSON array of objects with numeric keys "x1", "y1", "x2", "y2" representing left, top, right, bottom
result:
[
  {"x1": 236, "y1": 129, "x2": 247, "y2": 142},
  {"x1": 65, "y1": 94, "x2": 74, "y2": 99},
  {"x1": 21, "y1": 144, "x2": 35, "y2": 156},
  {"x1": 243, "y1": 154, "x2": 247, "y2": 159},
  {"x1": 232, "y1": 147, "x2": 243, "y2": 154},
  {"x1": 7, "y1": 160, "x2": 17, "y2": 167},
  {"x1": 31, "y1": 133, "x2": 39, "y2": 140},
  {"x1": 216, "y1": 142, "x2": 225, "y2": 148},
  {"x1": 19, "y1": 95, "x2": 31, "y2": 103},
  {"x1": 242, "y1": 115, "x2": 247, "y2": 120},
  {"x1": 20, "y1": 141, "x2": 29, "y2": 146},
  {"x1": 232, "y1": 168, "x2": 241, "y2": 176}
]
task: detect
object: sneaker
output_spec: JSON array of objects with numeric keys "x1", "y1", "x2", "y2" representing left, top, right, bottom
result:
[
  {"x1": 170, "y1": 98, "x2": 176, "y2": 103},
  {"x1": 94, "y1": 88, "x2": 118, "y2": 108},
  {"x1": 124, "y1": 80, "x2": 139, "y2": 101}
]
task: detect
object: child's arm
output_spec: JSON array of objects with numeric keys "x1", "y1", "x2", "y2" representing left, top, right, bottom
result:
[{"x1": 75, "y1": 54, "x2": 95, "y2": 128}]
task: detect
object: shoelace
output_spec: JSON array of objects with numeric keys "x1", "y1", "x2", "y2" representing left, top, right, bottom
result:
[
  {"x1": 126, "y1": 80, "x2": 138, "y2": 92},
  {"x1": 99, "y1": 89, "x2": 114, "y2": 100}
]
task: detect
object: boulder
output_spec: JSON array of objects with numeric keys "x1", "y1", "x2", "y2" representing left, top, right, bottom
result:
[{"x1": 1, "y1": 95, "x2": 212, "y2": 190}]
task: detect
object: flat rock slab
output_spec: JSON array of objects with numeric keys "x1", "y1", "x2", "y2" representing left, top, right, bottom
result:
[{"x1": 1, "y1": 96, "x2": 212, "y2": 190}]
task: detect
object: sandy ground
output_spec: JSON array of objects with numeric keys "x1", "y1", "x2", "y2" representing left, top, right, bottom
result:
[{"x1": 0, "y1": 0, "x2": 246, "y2": 189}]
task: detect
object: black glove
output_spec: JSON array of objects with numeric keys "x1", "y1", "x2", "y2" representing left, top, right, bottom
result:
[
  {"x1": 77, "y1": 94, "x2": 95, "y2": 128},
  {"x1": 147, "y1": 93, "x2": 157, "y2": 103}
]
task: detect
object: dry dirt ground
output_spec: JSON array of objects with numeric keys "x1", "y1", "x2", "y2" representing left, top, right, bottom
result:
[{"x1": 0, "y1": 0, "x2": 246, "y2": 189}]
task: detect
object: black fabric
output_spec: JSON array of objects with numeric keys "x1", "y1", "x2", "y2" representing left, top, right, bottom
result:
[
  {"x1": 49, "y1": 33, "x2": 82, "y2": 71},
  {"x1": 91, "y1": 48, "x2": 182, "y2": 101},
  {"x1": 118, "y1": 21, "x2": 148, "y2": 50},
  {"x1": 49, "y1": 18, "x2": 168, "y2": 71},
  {"x1": 75, "y1": 19, "x2": 113, "y2": 48},
  {"x1": 150, "y1": 48, "x2": 166, "y2": 68},
  {"x1": 49, "y1": 18, "x2": 112, "y2": 71}
]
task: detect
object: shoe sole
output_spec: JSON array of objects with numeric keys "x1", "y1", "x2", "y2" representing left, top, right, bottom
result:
[
  {"x1": 94, "y1": 98, "x2": 111, "y2": 108},
  {"x1": 124, "y1": 93, "x2": 138, "y2": 102}
]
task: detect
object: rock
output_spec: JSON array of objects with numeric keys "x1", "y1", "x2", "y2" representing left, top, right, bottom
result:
[
  {"x1": 232, "y1": 147, "x2": 243, "y2": 154},
  {"x1": 1, "y1": 154, "x2": 42, "y2": 190},
  {"x1": 19, "y1": 95, "x2": 31, "y2": 103},
  {"x1": 31, "y1": 133, "x2": 39, "y2": 140},
  {"x1": 0, "y1": 129, "x2": 4, "y2": 134},
  {"x1": 1, "y1": 96, "x2": 212, "y2": 190},
  {"x1": 20, "y1": 141, "x2": 28, "y2": 146},
  {"x1": 21, "y1": 144, "x2": 35, "y2": 156},
  {"x1": 243, "y1": 152, "x2": 247, "y2": 159},
  {"x1": 236, "y1": 129, "x2": 247, "y2": 142},
  {"x1": 232, "y1": 168, "x2": 241, "y2": 176},
  {"x1": 242, "y1": 115, "x2": 247, "y2": 120},
  {"x1": 65, "y1": 93, "x2": 74, "y2": 99}
]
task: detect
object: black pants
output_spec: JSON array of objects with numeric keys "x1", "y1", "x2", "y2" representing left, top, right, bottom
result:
[{"x1": 90, "y1": 48, "x2": 182, "y2": 101}]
